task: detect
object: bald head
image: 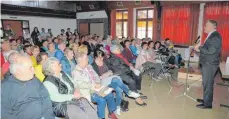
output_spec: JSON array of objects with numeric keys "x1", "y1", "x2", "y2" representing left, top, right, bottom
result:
[
  {"x1": 10, "y1": 56, "x2": 34, "y2": 81},
  {"x1": 8, "y1": 52, "x2": 20, "y2": 64}
]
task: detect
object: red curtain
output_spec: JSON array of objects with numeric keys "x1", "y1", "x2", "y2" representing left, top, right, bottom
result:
[
  {"x1": 202, "y1": 2, "x2": 229, "y2": 61},
  {"x1": 161, "y1": 4, "x2": 199, "y2": 45},
  {"x1": 110, "y1": 10, "x2": 116, "y2": 38}
]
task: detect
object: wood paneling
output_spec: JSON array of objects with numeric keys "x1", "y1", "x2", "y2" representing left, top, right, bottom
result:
[{"x1": 79, "y1": 23, "x2": 89, "y2": 36}]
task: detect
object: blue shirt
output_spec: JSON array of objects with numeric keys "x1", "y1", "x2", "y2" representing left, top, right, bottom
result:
[
  {"x1": 60, "y1": 56, "x2": 76, "y2": 77},
  {"x1": 54, "y1": 50, "x2": 64, "y2": 61},
  {"x1": 129, "y1": 45, "x2": 139, "y2": 57}
]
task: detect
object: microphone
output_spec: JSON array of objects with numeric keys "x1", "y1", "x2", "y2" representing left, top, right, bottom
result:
[{"x1": 194, "y1": 36, "x2": 200, "y2": 44}]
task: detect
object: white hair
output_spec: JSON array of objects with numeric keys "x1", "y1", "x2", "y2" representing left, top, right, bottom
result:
[
  {"x1": 42, "y1": 57, "x2": 59, "y2": 76},
  {"x1": 110, "y1": 45, "x2": 120, "y2": 53},
  {"x1": 9, "y1": 55, "x2": 30, "y2": 74}
]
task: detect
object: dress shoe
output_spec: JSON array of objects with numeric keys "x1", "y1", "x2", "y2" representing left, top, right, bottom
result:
[
  {"x1": 135, "y1": 101, "x2": 147, "y2": 106},
  {"x1": 196, "y1": 103, "x2": 212, "y2": 109},
  {"x1": 196, "y1": 99, "x2": 204, "y2": 103},
  {"x1": 140, "y1": 95, "x2": 148, "y2": 99}
]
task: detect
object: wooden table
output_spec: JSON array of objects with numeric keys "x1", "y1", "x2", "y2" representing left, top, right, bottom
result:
[{"x1": 219, "y1": 62, "x2": 229, "y2": 79}]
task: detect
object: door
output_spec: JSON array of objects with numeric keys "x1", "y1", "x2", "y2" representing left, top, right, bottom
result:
[{"x1": 79, "y1": 23, "x2": 89, "y2": 36}]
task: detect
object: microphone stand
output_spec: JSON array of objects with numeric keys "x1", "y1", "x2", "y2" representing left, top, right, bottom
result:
[{"x1": 174, "y1": 50, "x2": 196, "y2": 101}]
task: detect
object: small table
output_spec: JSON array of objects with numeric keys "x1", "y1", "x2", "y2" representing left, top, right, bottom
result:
[{"x1": 219, "y1": 62, "x2": 229, "y2": 79}]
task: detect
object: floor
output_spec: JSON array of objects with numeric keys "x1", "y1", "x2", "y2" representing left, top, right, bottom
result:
[{"x1": 116, "y1": 74, "x2": 229, "y2": 119}]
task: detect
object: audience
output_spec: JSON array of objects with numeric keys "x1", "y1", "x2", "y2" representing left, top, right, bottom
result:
[
  {"x1": 72, "y1": 52, "x2": 118, "y2": 119},
  {"x1": 31, "y1": 45, "x2": 40, "y2": 67},
  {"x1": 92, "y1": 49, "x2": 146, "y2": 115},
  {"x1": 129, "y1": 39, "x2": 140, "y2": 57},
  {"x1": 43, "y1": 57, "x2": 98, "y2": 119},
  {"x1": 78, "y1": 44, "x2": 93, "y2": 64},
  {"x1": 1, "y1": 55, "x2": 55, "y2": 119},
  {"x1": 34, "y1": 52, "x2": 48, "y2": 82},
  {"x1": 47, "y1": 42, "x2": 57, "y2": 57},
  {"x1": 40, "y1": 40, "x2": 49, "y2": 52},
  {"x1": 1, "y1": 51, "x2": 18, "y2": 79},
  {"x1": 55, "y1": 42, "x2": 66, "y2": 61},
  {"x1": 106, "y1": 45, "x2": 145, "y2": 97},
  {"x1": 31, "y1": 27, "x2": 40, "y2": 45},
  {"x1": 122, "y1": 40, "x2": 136, "y2": 63},
  {"x1": 60, "y1": 48, "x2": 76, "y2": 77},
  {"x1": 48, "y1": 28, "x2": 53, "y2": 37},
  {"x1": 1, "y1": 25, "x2": 185, "y2": 118},
  {"x1": 23, "y1": 45, "x2": 32, "y2": 56}
]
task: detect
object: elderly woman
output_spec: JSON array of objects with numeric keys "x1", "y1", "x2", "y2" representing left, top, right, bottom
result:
[
  {"x1": 60, "y1": 48, "x2": 76, "y2": 77},
  {"x1": 92, "y1": 49, "x2": 147, "y2": 115},
  {"x1": 34, "y1": 52, "x2": 48, "y2": 82},
  {"x1": 43, "y1": 57, "x2": 98, "y2": 119},
  {"x1": 72, "y1": 52, "x2": 118, "y2": 119},
  {"x1": 106, "y1": 45, "x2": 147, "y2": 98}
]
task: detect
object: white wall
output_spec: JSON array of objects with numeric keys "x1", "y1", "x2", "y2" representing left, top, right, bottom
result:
[
  {"x1": 1, "y1": 14, "x2": 77, "y2": 36},
  {"x1": 77, "y1": 10, "x2": 107, "y2": 19}
]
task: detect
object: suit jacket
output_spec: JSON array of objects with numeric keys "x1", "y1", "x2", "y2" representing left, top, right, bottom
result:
[{"x1": 199, "y1": 31, "x2": 222, "y2": 65}]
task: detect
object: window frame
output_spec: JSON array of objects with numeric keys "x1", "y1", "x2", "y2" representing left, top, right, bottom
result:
[
  {"x1": 136, "y1": 8, "x2": 154, "y2": 39},
  {"x1": 116, "y1": 10, "x2": 128, "y2": 38}
]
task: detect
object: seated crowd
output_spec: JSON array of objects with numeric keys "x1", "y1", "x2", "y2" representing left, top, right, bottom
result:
[{"x1": 1, "y1": 27, "x2": 184, "y2": 119}]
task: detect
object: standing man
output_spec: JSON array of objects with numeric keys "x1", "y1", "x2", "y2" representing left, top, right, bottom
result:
[{"x1": 194, "y1": 20, "x2": 222, "y2": 109}]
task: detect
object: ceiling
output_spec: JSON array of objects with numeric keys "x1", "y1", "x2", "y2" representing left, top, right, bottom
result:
[{"x1": 67, "y1": 1, "x2": 154, "y2": 12}]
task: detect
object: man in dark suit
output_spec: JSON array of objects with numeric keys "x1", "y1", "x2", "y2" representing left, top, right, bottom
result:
[{"x1": 194, "y1": 20, "x2": 222, "y2": 109}]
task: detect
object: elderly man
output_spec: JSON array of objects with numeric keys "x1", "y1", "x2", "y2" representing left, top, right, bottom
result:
[
  {"x1": 1, "y1": 55, "x2": 55, "y2": 119},
  {"x1": 105, "y1": 45, "x2": 147, "y2": 100},
  {"x1": 2, "y1": 51, "x2": 20, "y2": 79},
  {"x1": 194, "y1": 20, "x2": 222, "y2": 109}
]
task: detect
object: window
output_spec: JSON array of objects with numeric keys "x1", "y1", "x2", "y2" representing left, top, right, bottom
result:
[
  {"x1": 136, "y1": 9, "x2": 153, "y2": 39},
  {"x1": 116, "y1": 10, "x2": 128, "y2": 38}
]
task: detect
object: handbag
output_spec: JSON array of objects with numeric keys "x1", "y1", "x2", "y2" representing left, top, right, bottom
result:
[
  {"x1": 53, "y1": 102, "x2": 68, "y2": 118},
  {"x1": 121, "y1": 99, "x2": 129, "y2": 112}
]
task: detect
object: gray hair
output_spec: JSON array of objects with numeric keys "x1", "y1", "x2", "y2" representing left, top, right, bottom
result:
[
  {"x1": 207, "y1": 20, "x2": 217, "y2": 28},
  {"x1": 8, "y1": 51, "x2": 20, "y2": 64},
  {"x1": 9, "y1": 55, "x2": 30, "y2": 74},
  {"x1": 5, "y1": 50, "x2": 18, "y2": 62},
  {"x1": 110, "y1": 45, "x2": 120, "y2": 53},
  {"x1": 42, "y1": 57, "x2": 59, "y2": 76}
]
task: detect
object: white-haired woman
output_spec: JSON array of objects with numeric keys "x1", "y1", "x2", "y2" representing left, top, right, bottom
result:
[{"x1": 43, "y1": 57, "x2": 98, "y2": 119}]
